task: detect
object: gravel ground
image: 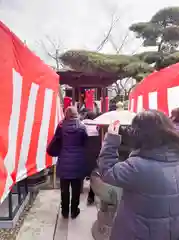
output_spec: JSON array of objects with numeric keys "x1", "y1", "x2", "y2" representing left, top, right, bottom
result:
[{"x1": 0, "y1": 194, "x2": 37, "y2": 240}]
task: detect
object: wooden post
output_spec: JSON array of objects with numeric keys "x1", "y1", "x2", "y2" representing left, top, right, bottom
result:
[
  {"x1": 53, "y1": 165, "x2": 56, "y2": 189},
  {"x1": 101, "y1": 127, "x2": 104, "y2": 142},
  {"x1": 72, "y1": 87, "x2": 75, "y2": 106},
  {"x1": 78, "y1": 87, "x2": 81, "y2": 110},
  {"x1": 101, "y1": 87, "x2": 107, "y2": 113},
  {"x1": 78, "y1": 87, "x2": 81, "y2": 103}
]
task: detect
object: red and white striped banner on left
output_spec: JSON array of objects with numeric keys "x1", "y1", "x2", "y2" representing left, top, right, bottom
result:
[{"x1": 0, "y1": 22, "x2": 63, "y2": 203}]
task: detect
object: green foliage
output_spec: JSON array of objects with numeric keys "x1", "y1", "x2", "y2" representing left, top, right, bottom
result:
[
  {"x1": 60, "y1": 50, "x2": 153, "y2": 81},
  {"x1": 130, "y1": 7, "x2": 179, "y2": 52},
  {"x1": 163, "y1": 26, "x2": 179, "y2": 42},
  {"x1": 135, "y1": 49, "x2": 179, "y2": 69},
  {"x1": 151, "y1": 7, "x2": 179, "y2": 25},
  {"x1": 135, "y1": 51, "x2": 161, "y2": 64},
  {"x1": 129, "y1": 7, "x2": 179, "y2": 74},
  {"x1": 130, "y1": 22, "x2": 161, "y2": 41},
  {"x1": 135, "y1": 72, "x2": 150, "y2": 82},
  {"x1": 60, "y1": 50, "x2": 139, "y2": 74},
  {"x1": 123, "y1": 61, "x2": 153, "y2": 77},
  {"x1": 156, "y1": 51, "x2": 179, "y2": 69}
]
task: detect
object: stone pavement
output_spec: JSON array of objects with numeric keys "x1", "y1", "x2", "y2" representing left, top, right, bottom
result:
[{"x1": 16, "y1": 186, "x2": 97, "y2": 240}]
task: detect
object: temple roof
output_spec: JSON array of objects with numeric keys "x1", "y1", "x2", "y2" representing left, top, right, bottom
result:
[{"x1": 57, "y1": 70, "x2": 118, "y2": 87}]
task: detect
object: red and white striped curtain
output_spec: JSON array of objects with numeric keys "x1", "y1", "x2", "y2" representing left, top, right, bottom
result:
[{"x1": 0, "y1": 22, "x2": 62, "y2": 203}]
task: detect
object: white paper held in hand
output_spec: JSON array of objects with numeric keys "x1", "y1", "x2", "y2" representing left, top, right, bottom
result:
[{"x1": 108, "y1": 120, "x2": 120, "y2": 135}]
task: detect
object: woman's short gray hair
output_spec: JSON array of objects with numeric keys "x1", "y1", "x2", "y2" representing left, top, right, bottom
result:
[{"x1": 65, "y1": 106, "x2": 78, "y2": 120}]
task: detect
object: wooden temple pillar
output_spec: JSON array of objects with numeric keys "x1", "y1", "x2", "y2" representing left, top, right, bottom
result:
[
  {"x1": 72, "y1": 87, "x2": 76, "y2": 106},
  {"x1": 101, "y1": 87, "x2": 108, "y2": 113}
]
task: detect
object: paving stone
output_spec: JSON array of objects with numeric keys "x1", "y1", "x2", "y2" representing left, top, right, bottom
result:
[
  {"x1": 16, "y1": 183, "x2": 98, "y2": 240},
  {"x1": 67, "y1": 193, "x2": 97, "y2": 240},
  {"x1": 16, "y1": 190, "x2": 60, "y2": 240}
]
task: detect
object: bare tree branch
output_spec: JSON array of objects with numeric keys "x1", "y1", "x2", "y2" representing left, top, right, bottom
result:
[
  {"x1": 96, "y1": 15, "x2": 120, "y2": 52},
  {"x1": 101, "y1": 18, "x2": 136, "y2": 99},
  {"x1": 131, "y1": 43, "x2": 143, "y2": 55},
  {"x1": 128, "y1": 84, "x2": 135, "y2": 94},
  {"x1": 123, "y1": 77, "x2": 132, "y2": 89},
  {"x1": 38, "y1": 36, "x2": 65, "y2": 70},
  {"x1": 109, "y1": 31, "x2": 129, "y2": 54},
  {"x1": 118, "y1": 80, "x2": 124, "y2": 90},
  {"x1": 114, "y1": 77, "x2": 135, "y2": 99},
  {"x1": 45, "y1": 35, "x2": 64, "y2": 51},
  {"x1": 46, "y1": 36, "x2": 57, "y2": 50},
  {"x1": 116, "y1": 32, "x2": 129, "y2": 54},
  {"x1": 114, "y1": 81, "x2": 121, "y2": 93},
  {"x1": 38, "y1": 39, "x2": 57, "y2": 59}
]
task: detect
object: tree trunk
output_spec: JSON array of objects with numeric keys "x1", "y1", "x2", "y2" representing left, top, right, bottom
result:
[{"x1": 158, "y1": 39, "x2": 164, "y2": 53}]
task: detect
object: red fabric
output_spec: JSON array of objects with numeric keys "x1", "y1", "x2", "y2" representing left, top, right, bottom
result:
[
  {"x1": 101, "y1": 97, "x2": 108, "y2": 112},
  {"x1": 0, "y1": 21, "x2": 61, "y2": 202},
  {"x1": 101, "y1": 97, "x2": 103, "y2": 112},
  {"x1": 85, "y1": 89, "x2": 94, "y2": 111},
  {"x1": 105, "y1": 97, "x2": 109, "y2": 112},
  {"x1": 129, "y1": 64, "x2": 179, "y2": 115},
  {"x1": 64, "y1": 96, "x2": 72, "y2": 110}
]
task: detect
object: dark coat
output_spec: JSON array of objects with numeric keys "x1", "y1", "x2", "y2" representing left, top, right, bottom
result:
[
  {"x1": 56, "y1": 118, "x2": 88, "y2": 179},
  {"x1": 85, "y1": 135, "x2": 101, "y2": 176},
  {"x1": 82, "y1": 119, "x2": 101, "y2": 176},
  {"x1": 99, "y1": 133, "x2": 179, "y2": 240},
  {"x1": 109, "y1": 103, "x2": 116, "y2": 111}
]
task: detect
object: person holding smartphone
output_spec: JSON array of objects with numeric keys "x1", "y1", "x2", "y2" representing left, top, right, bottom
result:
[{"x1": 98, "y1": 110, "x2": 179, "y2": 240}]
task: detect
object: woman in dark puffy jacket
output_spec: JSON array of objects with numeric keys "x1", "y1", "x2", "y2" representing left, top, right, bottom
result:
[
  {"x1": 98, "y1": 110, "x2": 179, "y2": 240},
  {"x1": 56, "y1": 106, "x2": 88, "y2": 219}
]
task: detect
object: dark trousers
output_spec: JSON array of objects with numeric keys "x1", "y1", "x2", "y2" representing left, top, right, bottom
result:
[
  {"x1": 60, "y1": 179, "x2": 82, "y2": 214},
  {"x1": 88, "y1": 185, "x2": 95, "y2": 200}
]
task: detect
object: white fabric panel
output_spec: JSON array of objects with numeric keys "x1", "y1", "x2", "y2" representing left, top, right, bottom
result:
[
  {"x1": 57, "y1": 95, "x2": 63, "y2": 121},
  {"x1": 137, "y1": 95, "x2": 143, "y2": 113},
  {"x1": 16, "y1": 83, "x2": 39, "y2": 182},
  {"x1": 2, "y1": 69, "x2": 23, "y2": 202},
  {"x1": 130, "y1": 98, "x2": 134, "y2": 112},
  {"x1": 36, "y1": 89, "x2": 53, "y2": 172},
  {"x1": 53, "y1": 95, "x2": 60, "y2": 165},
  {"x1": 167, "y1": 86, "x2": 179, "y2": 116},
  {"x1": 148, "y1": 92, "x2": 158, "y2": 110}
]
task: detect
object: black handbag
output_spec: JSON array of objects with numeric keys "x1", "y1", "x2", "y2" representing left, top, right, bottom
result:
[{"x1": 46, "y1": 125, "x2": 62, "y2": 157}]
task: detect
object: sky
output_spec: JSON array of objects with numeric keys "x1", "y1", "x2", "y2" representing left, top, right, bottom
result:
[{"x1": 0, "y1": 0, "x2": 179, "y2": 67}]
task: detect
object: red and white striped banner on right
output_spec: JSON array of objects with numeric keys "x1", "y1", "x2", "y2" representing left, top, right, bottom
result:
[{"x1": 129, "y1": 63, "x2": 179, "y2": 116}]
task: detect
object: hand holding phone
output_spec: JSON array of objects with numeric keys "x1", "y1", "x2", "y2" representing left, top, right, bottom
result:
[{"x1": 108, "y1": 120, "x2": 120, "y2": 135}]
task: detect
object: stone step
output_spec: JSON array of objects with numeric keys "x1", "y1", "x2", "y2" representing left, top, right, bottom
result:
[
  {"x1": 16, "y1": 182, "x2": 98, "y2": 240},
  {"x1": 16, "y1": 190, "x2": 60, "y2": 240},
  {"x1": 55, "y1": 191, "x2": 97, "y2": 240}
]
